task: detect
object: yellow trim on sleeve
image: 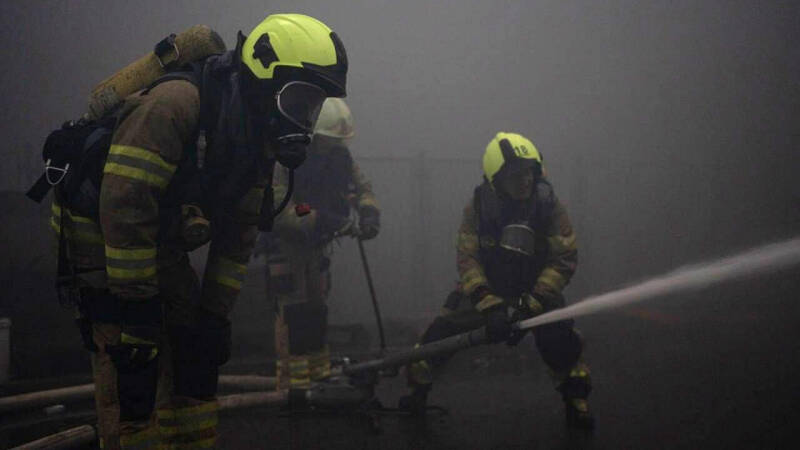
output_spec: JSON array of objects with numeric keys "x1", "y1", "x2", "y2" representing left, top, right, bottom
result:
[
  {"x1": 461, "y1": 267, "x2": 488, "y2": 294},
  {"x1": 537, "y1": 267, "x2": 568, "y2": 293},
  {"x1": 104, "y1": 145, "x2": 177, "y2": 189},
  {"x1": 108, "y1": 145, "x2": 177, "y2": 173},
  {"x1": 547, "y1": 232, "x2": 577, "y2": 254},
  {"x1": 103, "y1": 162, "x2": 171, "y2": 189}
]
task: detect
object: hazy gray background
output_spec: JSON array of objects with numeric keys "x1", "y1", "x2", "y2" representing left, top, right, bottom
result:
[{"x1": 1, "y1": 1, "x2": 798, "y2": 351}]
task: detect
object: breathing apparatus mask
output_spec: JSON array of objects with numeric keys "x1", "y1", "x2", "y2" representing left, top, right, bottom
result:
[
  {"x1": 238, "y1": 65, "x2": 328, "y2": 231},
  {"x1": 240, "y1": 67, "x2": 327, "y2": 170},
  {"x1": 272, "y1": 80, "x2": 327, "y2": 168}
]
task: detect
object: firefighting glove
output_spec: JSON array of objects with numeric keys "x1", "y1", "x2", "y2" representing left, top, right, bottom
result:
[
  {"x1": 106, "y1": 299, "x2": 161, "y2": 373},
  {"x1": 507, "y1": 293, "x2": 545, "y2": 347},
  {"x1": 472, "y1": 288, "x2": 510, "y2": 343},
  {"x1": 357, "y1": 206, "x2": 380, "y2": 240}
]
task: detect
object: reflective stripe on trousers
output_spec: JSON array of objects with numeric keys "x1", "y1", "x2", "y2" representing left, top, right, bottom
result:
[{"x1": 157, "y1": 399, "x2": 219, "y2": 449}]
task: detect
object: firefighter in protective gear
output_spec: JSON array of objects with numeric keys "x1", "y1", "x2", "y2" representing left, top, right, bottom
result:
[
  {"x1": 255, "y1": 97, "x2": 379, "y2": 390},
  {"x1": 52, "y1": 14, "x2": 347, "y2": 449},
  {"x1": 400, "y1": 132, "x2": 594, "y2": 429}
]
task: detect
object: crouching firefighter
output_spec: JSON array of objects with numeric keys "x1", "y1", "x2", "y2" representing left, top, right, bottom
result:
[
  {"x1": 35, "y1": 14, "x2": 347, "y2": 449},
  {"x1": 254, "y1": 97, "x2": 380, "y2": 390},
  {"x1": 399, "y1": 132, "x2": 594, "y2": 429}
]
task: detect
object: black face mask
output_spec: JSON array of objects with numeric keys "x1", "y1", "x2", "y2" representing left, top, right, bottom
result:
[
  {"x1": 271, "y1": 81, "x2": 327, "y2": 169},
  {"x1": 238, "y1": 90, "x2": 307, "y2": 170},
  {"x1": 242, "y1": 82, "x2": 325, "y2": 170},
  {"x1": 272, "y1": 117, "x2": 311, "y2": 169}
]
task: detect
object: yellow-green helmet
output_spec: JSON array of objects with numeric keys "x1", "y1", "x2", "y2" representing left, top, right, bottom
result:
[
  {"x1": 314, "y1": 98, "x2": 355, "y2": 138},
  {"x1": 483, "y1": 132, "x2": 543, "y2": 184},
  {"x1": 241, "y1": 14, "x2": 347, "y2": 97}
]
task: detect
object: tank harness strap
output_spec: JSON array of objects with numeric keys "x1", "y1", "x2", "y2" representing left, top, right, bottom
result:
[{"x1": 54, "y1": 191, "x2": 78, "y2": 307}]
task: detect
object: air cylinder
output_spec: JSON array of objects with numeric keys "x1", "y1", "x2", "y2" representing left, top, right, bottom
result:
[{"x1": 87, "y1": 25, "x2": 226, "y2": 120}]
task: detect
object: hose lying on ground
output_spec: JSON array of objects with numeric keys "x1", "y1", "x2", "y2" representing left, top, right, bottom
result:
[{"x1": 0, "y1": 375, "x2": 276, "y2": 414}]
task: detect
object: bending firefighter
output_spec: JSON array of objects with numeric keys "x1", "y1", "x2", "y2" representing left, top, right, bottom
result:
[
  {"x1": 255, "y1": 97, "x2": 380, "y2": 390},
  {"x1": 50, "y1": 14, "x2": 347, "y2": 449},
  {"x1": 400, "y1": 132, "x2": 594, "y2": 429}
]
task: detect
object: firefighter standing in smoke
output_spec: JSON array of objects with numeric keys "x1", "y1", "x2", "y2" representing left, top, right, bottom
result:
[
  {"x1": 50, "y1": 14, "x2": 347, "y2": 449},
  {"x1": 256, "y1": 97, "x2": 380, "y2": 389},
  {"x1": 400, "y1": 132, "x2": 594, "y2": 429}
]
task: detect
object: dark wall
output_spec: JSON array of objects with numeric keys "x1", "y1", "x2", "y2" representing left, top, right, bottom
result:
[{"x1": 0, "y1": 191, "x2": 88, "y2": 378}]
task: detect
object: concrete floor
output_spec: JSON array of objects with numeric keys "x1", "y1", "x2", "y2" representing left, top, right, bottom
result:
[
  {"x1": 2, "y1": 270, "x2": 798, "y2": 449},
  {"x1": 216, "y1": 271, "x2": 800, "y2": 449}
]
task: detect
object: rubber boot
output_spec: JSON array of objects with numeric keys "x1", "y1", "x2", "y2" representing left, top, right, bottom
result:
[
  {"x1": 554, "y1": 361, "x2": 594, "y2": 430},
  {"x1": 558, "y1": 374, "x2": 594, "y2": 430},
  {"x1": 565, "y1": 398, "x2": 595, "y2": 430}
]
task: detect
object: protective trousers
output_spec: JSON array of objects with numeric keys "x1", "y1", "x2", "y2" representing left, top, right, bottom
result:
[
  {"x1": 88, "y1": 256, "x2": 229, "y2": 449},
  {"x1": 270, "y1": 247, "x2": 331, "y2": 390},
  {"x1": 406, "y1": 293, "x2": 591, "y2": 401}
]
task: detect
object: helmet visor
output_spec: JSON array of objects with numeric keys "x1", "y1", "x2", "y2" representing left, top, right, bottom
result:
[{"x1": 276, "y1": 81, "x2": 327, "y2": 133}]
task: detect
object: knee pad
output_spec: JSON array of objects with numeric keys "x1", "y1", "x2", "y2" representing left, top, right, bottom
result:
[
  {"x1": 283, "y1": 302, "x2": 328, "y2": 355},
  {"x1": 533, "y1": 320, "x2": 582, "y2": 372},
  {"x1": 170, "y1": 318, "x2": 231, "y2": 398}
]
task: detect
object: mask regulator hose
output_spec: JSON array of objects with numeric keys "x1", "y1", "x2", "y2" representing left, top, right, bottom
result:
[
  {"x1": 257, "y1": 168, "x2": 295, "y2": 231},
  {"x1": 257, "y1": 129, "x2": 309, "y2": 231}
]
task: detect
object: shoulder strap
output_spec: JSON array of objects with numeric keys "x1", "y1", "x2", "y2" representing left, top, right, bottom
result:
[
  {"x1": 141, "y1": 61, "x2": 204, "y2": 96},
  {"x1": 532, "y1": 178, "x2": 556, "y2": 229}
]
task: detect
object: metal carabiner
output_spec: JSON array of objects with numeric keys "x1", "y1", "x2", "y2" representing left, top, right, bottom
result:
[{"x1": 45, "y1": 159, "x2": 69, "y2": 186}]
